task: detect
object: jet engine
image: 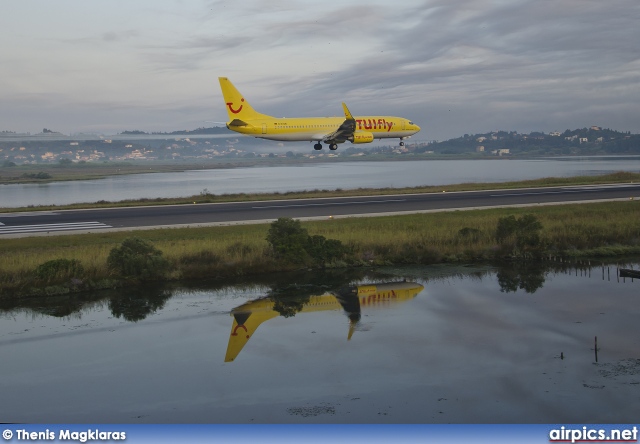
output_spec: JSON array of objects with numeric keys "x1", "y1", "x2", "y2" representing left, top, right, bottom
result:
[{"x1": 350, "y1": 132, "x2": 374, "y2": 144}]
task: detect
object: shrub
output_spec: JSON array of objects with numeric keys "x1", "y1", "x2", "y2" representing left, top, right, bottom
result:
[
  {"x1": 306, "y1": 235, "x2": 347, "y2": 263},
  {"x1": 107, "y1": 237, "x2": 169, "y2": 280},
  {"x1": 496, "y1": 214, "x2": 543, "y2": 255},
  {"x1": 34, "y1": 258, "x2": 84, "y2": 282},
  {"x1": 266, "y1": 218, "x2": 312, "y2": 263},
  {"x1": 266, "y1": 218, "x2": 346, "y2": 265},
  {"x1": 21, "y1": 172, "x2": 52, "y2": 179},
  {"x1": 458, "y1": 227, "x2": 481, "y2": 242}
]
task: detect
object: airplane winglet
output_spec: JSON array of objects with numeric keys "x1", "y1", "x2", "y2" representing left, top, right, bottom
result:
[
  {"x1": 347, "y1": 320, "x2": 357, "y2": 341},
  {"x1": 342, "y1": 103, "x2": 354, "y2": 121}
]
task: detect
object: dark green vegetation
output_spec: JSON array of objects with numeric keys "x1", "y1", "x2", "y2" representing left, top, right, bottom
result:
[
  {"x1": 1, "y1": 200, "x2": 639, "y2": 300},
  {"x1": 495, "y1": 214, "x2": 543, "y2": 256},
  {"x1": 267, "y1": 217, "x2": 347, "y2": 266},
  {"x1": 107, "y1": 237, "x2": 169, "y2": 280}
]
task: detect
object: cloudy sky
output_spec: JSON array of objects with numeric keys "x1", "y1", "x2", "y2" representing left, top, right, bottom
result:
[{"x1": 1, "y1": 0, "x2": 639, "y2": 141}]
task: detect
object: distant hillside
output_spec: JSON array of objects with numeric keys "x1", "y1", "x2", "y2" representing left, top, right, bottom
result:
[
  {"x1": 1, "y1": 125, "x2": 638, "y2": 165},
  {"x1": 121, "y1": 127, "x2": 229, "y2": 136},
  {"x1": 418, "y1": 127, "x2": 639, "y2": 156}
]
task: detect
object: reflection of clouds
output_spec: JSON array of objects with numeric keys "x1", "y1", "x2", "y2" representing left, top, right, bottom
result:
[{"x1": 422, "y1": 265, "x2": 640, "y2": 364}]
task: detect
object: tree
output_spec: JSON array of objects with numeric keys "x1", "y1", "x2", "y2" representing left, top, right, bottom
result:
[
  {"x1": 266, "y1": 218, "x2": 310, "y2": 263},
  {"x1": 495, "y1": 214, "x2": 543, "y2": 255},
  {"x1": 107, "y1": 237, "x2": 169, "y2": 280},
  {"x1": 266, "y1": 218, "x2": 347, "y2": 265}
]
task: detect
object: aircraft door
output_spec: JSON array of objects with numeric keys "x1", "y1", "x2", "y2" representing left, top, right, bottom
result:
[
  {"x1": 262, "y1": 123, "x2": 267, "y2": 134},
  {"x1": 401, "y1": 120, "x2": 406, "y2": 131}
]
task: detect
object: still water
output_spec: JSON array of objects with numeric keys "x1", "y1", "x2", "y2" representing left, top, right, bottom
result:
[
  {"x1": 2, "y1": 157, "x2": 640, "y2": 208},
  {"x1": 1, "y1": 261, "x2": 639, "y2": 423}
]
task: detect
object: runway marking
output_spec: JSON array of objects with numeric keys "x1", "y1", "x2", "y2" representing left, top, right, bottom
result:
[
  {"x1": 252, "y1": 199, "x2": 407, "y2": 209},
  {"x1": 0, "y1": 222, "x2": 112, "y2": 235},
  {"x1": 0, "y1": 211, "x2": 60, "y2": 217},
  {"x1": 491, "y1": 190, "x2": 598, "y2": 197}
]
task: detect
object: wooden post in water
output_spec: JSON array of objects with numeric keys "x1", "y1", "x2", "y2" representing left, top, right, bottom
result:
[{"x1": 594, "y1": 336, "x2": 598, "y2": 363}]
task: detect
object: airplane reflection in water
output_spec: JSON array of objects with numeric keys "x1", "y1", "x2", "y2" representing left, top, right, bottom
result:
[{"x1": 225, "y1": 281, "x2": 424, "y2": 362}]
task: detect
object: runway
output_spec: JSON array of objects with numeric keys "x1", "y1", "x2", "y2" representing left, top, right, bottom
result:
[{"x1": 1, "y1": 183, "x2": 639, "y2": 237}]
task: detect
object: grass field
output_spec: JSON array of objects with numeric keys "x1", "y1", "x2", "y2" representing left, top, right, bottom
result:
[{"x1": 2, "y1": 199, "x2": 639, "y2": 299}]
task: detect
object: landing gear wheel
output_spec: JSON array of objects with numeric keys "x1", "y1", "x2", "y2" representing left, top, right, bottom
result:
[
  {"x1": 399, "y1": 141, "x2": 405, "y2": 146},
  {"x1": 329, "y1": 144, "x2": 338, "y2": 151},
  {"x1": 314, "y1": 143, "x2": 322, "y2": 150}
]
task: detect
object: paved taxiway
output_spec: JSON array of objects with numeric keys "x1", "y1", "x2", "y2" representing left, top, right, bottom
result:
[{"x1": 1, "y1": 183, "x2": 638, "y2": 237}]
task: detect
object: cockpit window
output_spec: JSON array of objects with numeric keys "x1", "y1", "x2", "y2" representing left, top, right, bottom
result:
[{"x1": 409, "y1": 121, "x2": 414, "y2": 125}]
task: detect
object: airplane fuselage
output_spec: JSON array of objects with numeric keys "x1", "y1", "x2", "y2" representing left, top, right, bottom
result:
[
  {"x1": 224, "y1": 281, "x2": 424, "y2": 362},
  {"x1": 227, "y1": 115, "x2": 418, "y2": 142}
]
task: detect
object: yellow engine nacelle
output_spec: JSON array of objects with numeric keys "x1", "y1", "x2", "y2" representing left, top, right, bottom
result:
[{"x1": 350, "y1": 131, "x2": 374, "y2": 144}]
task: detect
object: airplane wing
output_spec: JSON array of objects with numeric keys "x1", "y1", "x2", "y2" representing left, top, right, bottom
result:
[{"x1": 323, "y1": 103, "x2": 356, "y2": 144}]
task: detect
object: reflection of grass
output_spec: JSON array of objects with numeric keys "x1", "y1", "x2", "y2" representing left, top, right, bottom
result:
[
  {"x1": 2, "y1": 171, "x2": 640, "y2": 212},
  {"x1": 1, "y1": 200, "x2": 639, "y2": 298}
]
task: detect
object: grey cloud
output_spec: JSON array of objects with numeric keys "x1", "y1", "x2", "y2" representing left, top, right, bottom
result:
[
  {"x1": 260, "y1": 0, "x2": 640, "y2": 139},
  {"x1": 61, "y1": 29, "x2": 141, "y2": 45},
  {"x1": 102, "y1": 30, "x2": 139, "y2": 42},
  {"x1": 140, "y1": 35, "x2": 255, "y2": 71},
  {"x1": 263, "y1": 5, "x2": 384, "y2": 42},
  {"x1": 5, "y1": 0, "x2": 638, "y2": 140}
]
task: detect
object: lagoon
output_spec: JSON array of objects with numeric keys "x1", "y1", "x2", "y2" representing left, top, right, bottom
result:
[
  {"x1": 1, "y1": 261, "x2": 639, "y2": 423},
  {"x1": 2, "y1": 157, "x2": 640, "y2": 208}
]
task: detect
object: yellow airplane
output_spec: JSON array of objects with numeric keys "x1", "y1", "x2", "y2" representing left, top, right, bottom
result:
[
  {"x1": 224, "y1": 281, "x2": 424, "y2": 362},
  {"x1": 219, "y1": 77, "x2": 421, "y2": 151}
]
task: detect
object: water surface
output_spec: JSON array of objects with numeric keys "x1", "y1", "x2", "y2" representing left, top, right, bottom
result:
[
  {"x1": 2, "y1": 157, "x2": 640, "y2": 207},
  {"x1": 2, "y1": 262, "x2": 639, "y2": 423}
]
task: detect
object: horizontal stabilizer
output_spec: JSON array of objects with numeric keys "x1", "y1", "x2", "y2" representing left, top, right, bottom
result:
[{"x1": 228, "y1": 119, "x2": 249, "y2": 127}]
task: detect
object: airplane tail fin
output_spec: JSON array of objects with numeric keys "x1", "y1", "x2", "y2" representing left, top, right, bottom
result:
[
  {"x1": 218, "y1": 77, "x2": 273, "y2": 122},
  {"x1": 224, "y1": 301, "x2": 279, "y2": 362}
]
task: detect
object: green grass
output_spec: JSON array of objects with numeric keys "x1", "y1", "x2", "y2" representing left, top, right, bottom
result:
[{"x1": 2, "y1": 199, "x2": 639, "y2": 299}]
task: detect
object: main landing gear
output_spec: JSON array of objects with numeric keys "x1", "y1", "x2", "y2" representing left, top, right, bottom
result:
[
  {"x1": 399, "y1": 139, "x2": 405, "y2": 147},
  {"x1": 314, "y1": 142, "x2": 338, "y2": 150}
]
